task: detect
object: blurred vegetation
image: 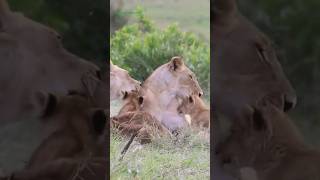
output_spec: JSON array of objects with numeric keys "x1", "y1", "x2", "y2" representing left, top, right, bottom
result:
[
  {"x1": 8, "y1": 0, "x2": 107, "y2": 67},
  {"x1": 121, "y1": 0, "x2": 210, "y2": 43},
  {"x1": 110, "y1": 0, "x2": 127, "y2": 34},
  {"x1": 237, "y1": 0, "x2": 320, "y2": 146},
  {"x1": 111, "y1": 8, "x2": 210, "y2": 99}
]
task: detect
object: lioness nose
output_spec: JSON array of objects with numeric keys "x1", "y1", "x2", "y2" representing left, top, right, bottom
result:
[{"x1": 284, "y1": 94, "x2": 297, "y2": 112}]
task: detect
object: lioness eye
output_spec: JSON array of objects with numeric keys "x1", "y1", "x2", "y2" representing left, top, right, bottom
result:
[{"x1": 189, "y1": 75, "x2": 193, "y2": 79}]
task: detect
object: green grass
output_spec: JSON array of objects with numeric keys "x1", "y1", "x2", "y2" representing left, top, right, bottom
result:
[
  {"x1": 110, "y1": 101, "x2": 210, "y2": 179},
  {"x1": 122, "y1": 0, "x2": 210, "y2": 43},
  {"x1": 110, "y1": 129, "x2": 210, "y2": 180}
]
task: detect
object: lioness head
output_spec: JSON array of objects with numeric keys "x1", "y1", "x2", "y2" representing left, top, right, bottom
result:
[
  {"x1": 216, "y1": 97, "x2": 304, "y2": 178},
  {"x1": 144, "y1": 56, "x2": 203, "y2": 100},
  {"x1": 212, "y1": 0, "x2": 296, "y2": 115},
  {"x1": 110, "y1": 61, "x2": 141, "y2": 101}
]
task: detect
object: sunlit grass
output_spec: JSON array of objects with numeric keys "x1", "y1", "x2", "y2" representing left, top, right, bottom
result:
[{"x1": 110, "y1": 128, "x2": 210, "y2": 180}]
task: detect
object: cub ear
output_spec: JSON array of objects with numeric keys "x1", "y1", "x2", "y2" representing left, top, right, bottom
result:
[
  {"x1": 252, "y1": 108, "x2": 266, "y2": 131},
  {"x1": 34, "y1": 91, "x2": 57, "y2": 118},
  {"x1": 250, "y1": 107, "x2": 272, "y2": 138},
  {"x1": 188, "y1": 96, "x2": 194, "y2": 103},
  {"x1": 170, "y1": 56, "x2": 184, "y2": 71},
  {"x1": 138, "y1": 96, "x2": 144, "y2": 105},
  {"x1": 91, "y1": 109, "x2": 107, "y2": 135}
]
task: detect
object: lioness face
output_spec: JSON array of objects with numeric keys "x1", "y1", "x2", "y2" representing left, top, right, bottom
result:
[
  {"x1": 166, "y1": 57, "x2": 203, "y2": 98},
  {"x1": 110, "y1": 62, "x2": 141, "y2": 100},
  {"x1": 212, "y1": 0, "x2": 296, "y2": 115}
]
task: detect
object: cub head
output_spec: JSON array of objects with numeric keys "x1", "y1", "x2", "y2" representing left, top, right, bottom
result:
[
  {"x1": 122, "y1": 90, "x2": 144, "y2": 110},
  {"x1": 216, "y1": 97, "x2": 303, "y2": 176},
  {"x1": 33, "y1": 91, "x2": 107, "y2": 136},
  {"x1": 177, "y1": 96, "x2": 195, "y2": 115}
]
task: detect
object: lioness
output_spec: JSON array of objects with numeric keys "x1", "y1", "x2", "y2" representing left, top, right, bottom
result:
[
  {"x1": 217, "y1": 99, "x2": 320, "y2": 180},
  {"x1": 177, "y1": 95, "x2": 210, "y2": 129},
  {"x1": 118, "y1": 56, "x2": 202, "y2": 130},
  {"x1": 110, "y1": 61, "x2": 141, "y2": 101}
]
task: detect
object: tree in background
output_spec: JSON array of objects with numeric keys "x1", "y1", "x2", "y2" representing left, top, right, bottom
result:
[{"x1": 9, "y1": 0, "x2": 107, "y2": 68}]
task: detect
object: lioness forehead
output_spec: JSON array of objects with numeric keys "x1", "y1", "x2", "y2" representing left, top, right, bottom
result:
[{"x1": 112, "y1": 64, "x2": 128, "y2": 73}]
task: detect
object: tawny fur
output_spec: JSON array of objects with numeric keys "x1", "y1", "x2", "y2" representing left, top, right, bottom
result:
[{"x1": 178, "y1": 95, "x2": 210, "y2": 129}]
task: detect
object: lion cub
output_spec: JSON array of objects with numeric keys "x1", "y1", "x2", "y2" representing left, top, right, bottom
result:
[
  {"x1": 217, "y1": 99, "x2": 320, "y2": 180},
  {"x1": 118, "y1": 90, "x2": 143, "y2": 115},
  {"x1": 112, "y1": 91, "x2": 169, "y2": 143},
  {"x1": 27, "y1": 91, "x2": 106, "y2": 169},
  {"x1": 177, "y1": 95, "x2": 210, "y2": 129}
]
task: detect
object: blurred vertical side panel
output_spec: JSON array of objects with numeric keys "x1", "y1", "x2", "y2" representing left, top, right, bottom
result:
[{"x1": 0, "y1": 0, "x2": 109, "y2": 179}]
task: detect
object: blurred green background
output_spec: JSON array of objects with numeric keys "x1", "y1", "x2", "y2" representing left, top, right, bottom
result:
[
  {"x1": 238, "y1": 1, "x2": 320, "y2": 146},
  {"x1": 0, "y1": 0, "x2": 107, "y2": 173},
  {"x1": 111, "y1": 0, "x2": 210, "y2": 99},
  {"x1": 8, "y1": 0, "x2": 107, "y2": 68},
  {"x1": 111, "y1": 0, "x2": 210, "y2": 43}
]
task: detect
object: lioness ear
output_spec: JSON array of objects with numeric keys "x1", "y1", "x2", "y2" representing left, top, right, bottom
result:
[
  {"x1": 170, "y1": 56, "x2": 184, "y2": 71},
  {"x1": 91, "y1": 109, "x2": 106, "y2": 135},
  {"x1": 34, "y1": 91, "x2": 57, "y2": 118}
]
